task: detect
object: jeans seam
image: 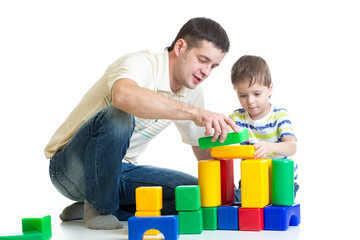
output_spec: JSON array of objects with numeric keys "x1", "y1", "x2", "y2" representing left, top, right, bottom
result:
[{"x1": 120, "y1": 175, "x2": 177, "y2": 191}]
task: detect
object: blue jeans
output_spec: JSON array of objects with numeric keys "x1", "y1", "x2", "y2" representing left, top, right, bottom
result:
[{"x1": 49, "y1": 106, "x2": 198, "y2": 220}]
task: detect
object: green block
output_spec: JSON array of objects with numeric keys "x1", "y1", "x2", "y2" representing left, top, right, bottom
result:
[
  {"x1": 202, "y1": 207, "x2": 217, "y2": 230},
  {"x1": 198, "y1": 129, "x2": 249, "y2": 149},
  {"x1": 272, "y1": 159, "x2": 294, "y2": 206},
  {"x1": 22, "y1": 216, "x2": 51, "y2": 240},
  {"x1": 178, "y1": 209, "x2": 203, "y2": 234},
  {"x1": 175, "y1": 185, "x2": 201, "y2": 211},
  {"x1": 0, "y1": 231, "x2": 42, "y2": 240}
]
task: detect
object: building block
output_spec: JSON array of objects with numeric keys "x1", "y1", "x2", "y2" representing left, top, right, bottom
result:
[
  {"x1": 135, "y1": 186, "x2": 163, "y2": 211},
  {"x1": 217, "y1": 206, "x2": 239, "y2": 230},
  {"x1": 202, "y1": 207, "x2": 217, "y2": 230},
  {"x1": 178, "y1": 209, "x2": 203, "y2": 234},
  {"x1": 175, "y1": 185, "x2": 201, "y2": 211},
  {"x1": 198, "y1": 160, "x2": 221, "y2": 207},
  {"x1": 272, "y1": 159, "x2": 294, "y2": 206},
  {"x1": 135, "y1": 211, "x2": 161, "y2": 235},
  {"x1": 128, "y1": 215, "x2": 179, "y2": 240},
  {"x1": 219, "y1": 159, "x2": 235, "y2": 206},
  {"x1": 241, "y1": 159, "x2": 269, "y2": 208},
  {"x1": 238, "y1": 208, "x2": 264, "y2": 231},
  {"x1": 264, "y1": 203, "x2": 300, "y2": 231},
  {"x1": 211, "y1": 145, "x2": 255, "y2": 159},
  {"x1": 0, "y1": 232, "x2": 42, "y2": 240},
  {"x1": 198, "y1": 129, "x2": 249, "y2": 149},
  {"x1": 22, "y1": 215, "x2": 51, "y2": 240}
]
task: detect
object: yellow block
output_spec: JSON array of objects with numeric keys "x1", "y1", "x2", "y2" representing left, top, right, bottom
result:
[
  {"x1": 211, "y1": 145, "x2": 255, "y2": 159},
  {"x1": 241, "y1": 159, "x2": 269, "y2": 208},
  {"x1": 135, "y1": 211, "x2": 161, "y2": 235},
  {"x1": 198, "y1": 160, "x2": 221, "y2": 207},
  {"x1": 136, "y1": 186, "x2": 163, "y2": 211}
]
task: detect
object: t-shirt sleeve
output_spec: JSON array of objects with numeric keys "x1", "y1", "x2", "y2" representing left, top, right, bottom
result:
[
  {"x1": 173, "y1": 87, "x2": 206, "y2": 146},
  {"x1": 276, "y1": 109, "x2": 296, "y2": 141}
]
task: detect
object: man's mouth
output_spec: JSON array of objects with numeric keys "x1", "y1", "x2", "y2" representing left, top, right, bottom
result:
[{"x1": 193, "y1": 75, "x2": 202, "y2": 82}]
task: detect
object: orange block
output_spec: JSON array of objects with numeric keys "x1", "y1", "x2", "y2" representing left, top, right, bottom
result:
[{"x1": 211, "y1": 145, "x2": 255, "y2": 159}]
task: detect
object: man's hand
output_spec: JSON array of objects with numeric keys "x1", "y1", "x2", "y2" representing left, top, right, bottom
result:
[{"x1": 193, "y1": 109, "x2": 239, "y2": 143}]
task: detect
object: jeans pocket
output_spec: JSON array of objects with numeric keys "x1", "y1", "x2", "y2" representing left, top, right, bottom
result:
[{"x1": 49, "y1": 169, "x2": 84, "y2": 201}]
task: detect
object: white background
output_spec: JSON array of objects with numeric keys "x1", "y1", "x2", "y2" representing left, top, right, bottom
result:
[{"x1": 0, "y1": 0, "x2": 359, "y2": 239}]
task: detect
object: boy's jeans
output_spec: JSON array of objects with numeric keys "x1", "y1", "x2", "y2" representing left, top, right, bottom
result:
[{"x1": 49, "y1": 106, "x2": 199, "y2": 220}]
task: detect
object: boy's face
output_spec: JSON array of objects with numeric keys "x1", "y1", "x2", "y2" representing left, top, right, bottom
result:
[
  {"x1": 171, "y1": 40, "x2": 226, "y2": 91},
  {"x1": 234, "y1": 81, "x2": 273, "y2": 120}
]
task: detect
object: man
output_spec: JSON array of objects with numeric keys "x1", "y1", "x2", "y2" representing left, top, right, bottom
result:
[{"x1": 45, "y1": 17, "x2": 239, "y2": 230}]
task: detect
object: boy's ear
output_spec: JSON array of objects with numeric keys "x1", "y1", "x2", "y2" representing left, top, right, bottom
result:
[{"x1": 269, "y1": 83, "x2": 274, "y2": 98}]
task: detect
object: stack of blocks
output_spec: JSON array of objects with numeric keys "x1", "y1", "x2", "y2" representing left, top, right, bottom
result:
[
  {"x1": 128, "y1": 186, "x2": 179, "y2": 240},
  {"x1": 0, "y1": 215, "x2": 52, "y2": 240},
  {"x1": 128, "y1": 129, "x2": 300, "y2": 239},
  {"x1": 197, "y1": 128, "x2": 301, "y2": 231}
]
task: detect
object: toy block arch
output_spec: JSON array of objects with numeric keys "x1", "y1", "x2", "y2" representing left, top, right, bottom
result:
[{"x1": 128, "y1": 215, "x2": 179, "y2": 240}]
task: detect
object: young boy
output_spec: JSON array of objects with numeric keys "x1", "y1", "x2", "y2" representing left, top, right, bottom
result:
[{"x1": 230, "y1": 55, "x2": 299, "y2": 194}]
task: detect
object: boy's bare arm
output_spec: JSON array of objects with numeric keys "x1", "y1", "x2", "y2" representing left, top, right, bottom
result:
[
  {"x1": 111, "y1": 78, "x2": 239, "y2": 142},
  {"x1": 254, "y1": 135, "x2": 297, "y2": 159}
]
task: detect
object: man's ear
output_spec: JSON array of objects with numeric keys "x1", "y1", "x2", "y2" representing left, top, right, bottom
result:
[{"x1": 174, "y1": 39, "x2": 187, "y2": 56}]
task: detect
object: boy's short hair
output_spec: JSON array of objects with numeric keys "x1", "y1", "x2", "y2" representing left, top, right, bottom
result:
[
  {"x1": 166, "y1": 17, "x2": 230, "y2": 53},
  {"x1": 231, "y1": 55, "x2": 272, "y2": 87}
]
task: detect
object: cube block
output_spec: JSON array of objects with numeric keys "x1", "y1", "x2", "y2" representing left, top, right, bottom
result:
[
  {"x1": 238, "y1": 208, "x2": 264, "y2": 231},
  {"x1": 202, "y1": 207, "x2": 217, "y2": 230},
  {"x1": 217, "y1": 206, "x2": 239, "y2": 230},
  {"x1": 175, "y1": 185, "x2": 201, "y2": 211},
  {"x1": 178, "y1": 209, "x2": 203, "y2": 234},
  {"x1": 136, "y1": 186, "x2": 163, "y2": 211}
]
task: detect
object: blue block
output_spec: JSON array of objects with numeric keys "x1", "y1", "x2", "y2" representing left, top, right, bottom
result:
[
  {"x1": 128, "y1": 216, "x2": 179, "y2": 240},
  {"x1": 217, "y1": 206, "x2": 239, "y2": 230},
  {"x1": 264, "y1": 203, "x2": 301, "y2": 231}
]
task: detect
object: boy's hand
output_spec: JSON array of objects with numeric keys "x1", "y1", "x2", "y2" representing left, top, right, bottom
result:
[{"x1": 254, "y1": 141, "x2": 274, "y2": 159}]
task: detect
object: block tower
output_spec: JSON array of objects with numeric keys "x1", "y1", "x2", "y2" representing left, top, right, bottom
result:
[{"x1": 197, "y1": 129, "x2": 300, "y2": 231}]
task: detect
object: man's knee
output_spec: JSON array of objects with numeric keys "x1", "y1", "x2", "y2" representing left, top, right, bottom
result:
[{"x1": 101, "y1": 106, "x2": 135, "y2": 137}]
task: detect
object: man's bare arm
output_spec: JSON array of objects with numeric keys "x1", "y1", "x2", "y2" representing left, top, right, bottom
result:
[{"x1": 111, "y1": 78, "x2": 239, "y2": 141}]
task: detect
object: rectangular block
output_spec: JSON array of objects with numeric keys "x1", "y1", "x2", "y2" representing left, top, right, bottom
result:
[
  {"x1": 272, "y1": 159, "x2": 294, "y2": 206},
  {"x1": 202, "y1": 207, "x2": 217, "y2": 230},
  {"x1": 198, "y1": 160, "x2": 221, "y2": 207},
  {"x1": 217, "y1": 206, "x2": 239, "y2": 230},
  {"x1": 241, "y1": 159, "x2": 269, "y2": 208},
  {"x1": 0, "y1": 232, "x2": 42, "y2": 240},
  {"x1": 264, "y1": 203, "x2": 301, "y2": 231},
  {"x1": 238, "y1": 208, "x2": 264, "y2": 231},
  {"x1": 198, "y1": 129, "x2": 249, "y2": 149},
  {"x1": 178, "y1": 209, "x2": 203, "y2": 234},
  {"x1": 22, "y1": 215, "x2": 51, "y2": 240},
  {"x1": 220, "y1": 159, "x2": 235, "y2": 206},
  {"x1": 211, "y1": 145, "x2": 255, "y2": 159},
  {"x1": 136, "y1": 186, "x2": 163, "y2": 211},
  {"x1": 175, "y1": 185, "x2": 201, "y2": 211}
]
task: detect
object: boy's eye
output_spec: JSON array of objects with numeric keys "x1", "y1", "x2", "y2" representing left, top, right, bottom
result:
[
  {"x1": 255, "y1": 92, "x2": 262, "y2": 96},
  {"x1": 198, "y1": 58, "x2": 205, "y2": 63},
  {"x1": 238, "y1": 94, "x2": 247, "y2": 98}
]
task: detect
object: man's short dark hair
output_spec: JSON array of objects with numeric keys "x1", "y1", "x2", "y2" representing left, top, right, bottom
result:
[{"x1": 167, "y1": 17, "x2": 230, "y2": 53}]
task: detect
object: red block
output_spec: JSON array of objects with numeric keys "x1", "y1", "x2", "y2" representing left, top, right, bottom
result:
[
  {"x1": 220, "y1": 159, "x2": 234, "y2": 205},
  {"x1": 238, "y1": 208, "x2": 264, "y2": 231}
]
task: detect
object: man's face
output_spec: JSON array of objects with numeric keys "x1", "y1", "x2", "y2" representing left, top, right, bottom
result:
[{"x1": 172, "y1": 40, "x2": 226, "y2": 91}]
